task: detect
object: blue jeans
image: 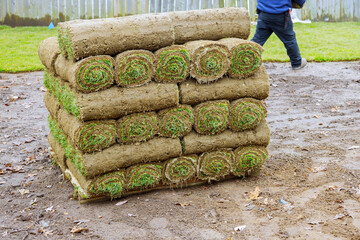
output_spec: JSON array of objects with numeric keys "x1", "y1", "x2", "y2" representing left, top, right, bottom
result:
[{"x1": 251, "y1": 11, "x2": 302, "y2": 67}]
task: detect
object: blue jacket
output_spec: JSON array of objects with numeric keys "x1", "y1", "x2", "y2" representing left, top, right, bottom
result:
[{"x1": 257, "y1": 0, "x2": 306, "y2": 14}]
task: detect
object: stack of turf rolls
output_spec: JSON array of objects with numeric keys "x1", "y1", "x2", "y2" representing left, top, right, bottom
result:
[{"x1": 39, "y1": 7, "x2": 271, "y2": 201}]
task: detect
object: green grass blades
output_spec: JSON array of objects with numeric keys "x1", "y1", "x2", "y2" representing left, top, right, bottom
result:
[
  {"x1": 43, "y1": 70, "x2": 80, "y2": 118},
  {"x1": 164, "y1": 155, "x2": 197, "y2": 184},
  {"x1": 48, "y1": 116, "x2": 87, "y2": 176},
  {"x1": 57, "y1": 24, "x2": 68, "y2": 58},
  {"x1": 127, "y1": 164, "x2": 162, "y2": 190},
  {"x1": 193, "y1": 43, "x2": 229, "y2": 82},
  {"x1": 158, "y1": 105, "x2": 194, "y2": 138},
  {"x1": 198, "y1": 149, "x2": 234, "y2": 181},
  {"x1": 229, "y1": 43, "x2": 262, "y2": 79},
  {"x1": 115, "y1": 50, "x2": 154, "y2": 87},
  {"x1": 229, "y1": 98, "x2": 266, "y2": 132},
  {"x1": 78, "y1": 122, "x2": 117, "y2": 153},
  {"x1": 76, "y1": 56, "x2": 115, "y2": 93},
  {"x1": 233, "y1": 145, "x2": 268, "y2": 177},
  {"x1": 89, "y1": 171, "x2": 126, "y2": 199},
  {"x1": 117, "y1": 112, "x2": 158, "y2": 144},
  {"x1": 194, "y1": 100, "x2": 229, "y2": 135},
  {"x1": 154, "y1": 45, "x2": 191, "y2": 83}
]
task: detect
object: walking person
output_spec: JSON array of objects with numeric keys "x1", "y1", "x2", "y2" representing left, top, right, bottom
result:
[{"x1": 251, "y1": 0, "x2": 307, "y2": 70}]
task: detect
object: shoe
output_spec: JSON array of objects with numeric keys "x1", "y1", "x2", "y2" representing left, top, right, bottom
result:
[{"x1": 292, "y1": 58, "x2": 307, "y2": 70}]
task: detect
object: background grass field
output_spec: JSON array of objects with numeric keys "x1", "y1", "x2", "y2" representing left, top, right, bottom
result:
[{"x1": 0, "y1": 22, "x2": 359, "y2": 72}]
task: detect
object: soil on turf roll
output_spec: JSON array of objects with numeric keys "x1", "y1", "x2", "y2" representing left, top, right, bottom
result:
[
  {"x1": 194, "y1": 100, "x2": 229, "y2": 135},
  {"x1": 185, "y1": 40, "x2": 230, "y2": 83},
  {"x1": 169, "y1": 8, "x2": 250, "y2": 44},
  {"x1": 38, "y1": 37, "x2": 61, "y2": 74},
  {"x1": 233, "y1": 145, "x2": 268, "y2": 177},
  {"x1": 183, "y1": 120, "x2": 270, "y2": 155},
  {"x1": 154, "y1": 45, "x2": 191, "y2": 83},
  {"x1": 219, "y1": 38, "x2": 264, "y2": 79},
  {"x1": 127, "y1": 163, "x2": 163, "y2": 190},
  {"x1": 158, "y1": 105, "x2": 194, "y2": 138},
  {"x1": 115, "y1": 50, "x2": 155, "y2": 87},
  {"x1": 43, "y1": 71, "x2": 179, "y2": 121},
  {"x1": 54, "y1": 54, "x2": 114, "y2": 93},
  {"x1": 197, "y1": 149, "x2": 234, "y2": 181},
  {"x1": 179, "y1": 65, "x2": 270, "y2": 105},
  {"x1": 163, "y1": 155, "x2": 198, "y2": 185},
  {"x1": 48, "y1": 132, "x2": 67, "y2": 173},
  {"x1": 45, "y1": 93, "x2": 117, "y2": 153},
  {"x1": 117, "y1": 112, "x2": 158, "y2": 144},
  {"x1": 229, "y1": 98, "x2": 267, "y2": 132}
]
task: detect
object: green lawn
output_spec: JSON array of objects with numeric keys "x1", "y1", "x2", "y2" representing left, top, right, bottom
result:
[{"x1": 0, "y1": 22, "x2": 359, "y2": 72}]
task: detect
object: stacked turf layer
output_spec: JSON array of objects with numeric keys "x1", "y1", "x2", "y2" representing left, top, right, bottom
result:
[{"x1": 41, "y1": 8, "x2": 271, "y2": 201}]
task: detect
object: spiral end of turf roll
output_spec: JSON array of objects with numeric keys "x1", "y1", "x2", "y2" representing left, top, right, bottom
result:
[
  {"x1": 229, "y1": 98, "x2": 266, "y2": 132},
  {"x1": 198, "y1": 149, "x2": 234, "y2": 181},
  {"x1": 127, "y1": 164, "x2": 163, "y2": 190},
  {"x1": 194, "y1": 100, "x2": 229, "y2": 135},
  {"x1": 75, "y1": 56, "x2": 115, "y2": 93},
  {"x1": 158, "y1": 105, "x2": 194, "y2": 138},
  {"x1": 115, "y1": 50, "x2": 155, "y2": 88},
  {"x1": 164, "y1": 155, "x2": 197, "y2": 184},
  {"x1": 89, "y1": 171, "x2": 126, "y2": 199},
  {"x1": 186, "y1": 41, "x2": 230, "y2": 83},
  {"x1": 233, "y1": 145, "x2": 268, "y2": 177},
  {"x1": 117, "y1": 112, "x2": 158, "y2": 144},
  {"x1": 78, "y1": 122, "x2": 117, "y2": 153},
  {"x1": 154, "y1": 45, "x2": 191, "y2": 83}
]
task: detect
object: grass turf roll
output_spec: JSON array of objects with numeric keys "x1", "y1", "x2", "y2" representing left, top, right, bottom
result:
[
  {"x1": 163, "y1": 155, "x2": 198, "y2": 184},
  {"x1": 117, "y1": 112, "x2": 158, "y2": 144},
  {"x1": 229, "y1": 98, "x2": 267, "y2": 132},
  {"x1": 185, "y1": 40, "x2": 230, "y2": 83},
  {"x1": 158, "y1": 105, "x2": 194, "y2": 138},
  {"x1": 179, "y1": 65, "x2": 270, "y2": 105},
  {"x1": 219, "y1": 38, "x2": 264, "y2": 79},
  {"x1": 43, "y1": 70, "x2": 179, "y2": 121},
  {"x1": 194, "y1": 100, "x2": 229, "y2": 135},
  {"x1": 127, "y1": 163, "x2": 163, "y2": 190},
  {"x1": 154, "y1": 45, "x2": 191, "y2": 83},
  {"x1": 38, "y1": 37, "x2": 61, "y2": 74},
  {"x1": 198, "y1": 149, "x2": 234, "y2": 181},
  {"x1": 48, "y1": 132, "x2": 67, "y2": 173},
  {"x1": 115, "y1": 50, "x2": 155, "y2": 87},
  {"x1": 183, "y1": 120, "x2": 270, "y2": 155},
  {"x1": 57, "y1": 24, "x2": 68, "y2": 59},
  {"x1": 54, "y1": 54, "x2": 115, "y2": 93},
  {"x1": 89, "y1": 171, "x2": 126, "y2": 199},
  {"x1": 233, "y1": 145, "x2": 268, "y2": 176},
  {"x1": 45, "y1": 93, "x2": 117, "y2": 153}
]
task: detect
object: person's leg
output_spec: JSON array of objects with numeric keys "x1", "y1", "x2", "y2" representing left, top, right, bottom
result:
[
  {"x1": 251, "y1": 13, "x2": 273, "y2": 46},
  {"x1": 272, "y1": 17, "x2": 302, "y2": 67}
]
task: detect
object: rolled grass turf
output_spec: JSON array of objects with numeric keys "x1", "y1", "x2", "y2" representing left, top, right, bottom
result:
[
  {"x1": 57, "y1": 8, "x2": 250, "y2": 60},
  {"x1": 185, "y1": 40, "x2": 230, "y2": 83},
  {"x1": 229, "y1": 98, "x2": 267, "y2": 132},
  {"x1": 194, "y1": 100, "x2": 230, "y2": 135},
  {"x1": 198, "y1": 149, "x2": 234, "y2": 181},
  {"x1": 115, "y1": 50, "x2": 155, "y2": 87},
  {"x1": 219, "y1": 38, "x2": 264, "y2": 79},
  {"x1": 183, "y1": 120, "x2": 270, "y2": 155},
  {"x1": 158, "y1": 105, "x2": 194, "y2": 138},
  {"x1": 45, "y1": 93, "x2": 117, "y2": 153},
  {"x1": 233, "y1": 145, "x2": 268, "y2": 177},
  {"x1": 38, "y1": 37, "x2": 61, "y2": 74},
  {"x1": 48, "y1": 132, "x2": 67, "y2": 173},
  {"x1": 55, "y1": 54, "x2": 115, "y2": 93},
  {"x1": 163, "y1": 155, "x2": 198, "y2": 185},
  {"x1": 179, "y1": 65, "x2": 270, "y2": 105},
  {"x1": 127, "y1": 163, "x2": 163, "y2": 190},
  {"x1": 89, "y1": 170, "x2": 126, "y2": 199},
  {"x1": 117, "y1": 112, "x2": 158, "y2": 144},
  {"x1": 43, "y1": 71, "x2": 179, "y2": 121},
  {"x1": 154, "y1": 45, "x2": 191, "y2": 83}
]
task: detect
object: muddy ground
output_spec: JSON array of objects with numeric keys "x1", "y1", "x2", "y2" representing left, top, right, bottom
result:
[{"x1": 0, "y1": 62, "x2": 359, "y2": 240}]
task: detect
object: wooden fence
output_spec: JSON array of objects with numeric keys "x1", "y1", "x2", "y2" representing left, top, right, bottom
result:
[{"x1": 0, "y1": 0, "x2": 359, "y2": 26}]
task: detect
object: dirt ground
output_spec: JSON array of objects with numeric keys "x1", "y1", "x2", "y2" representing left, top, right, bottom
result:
[{"x1": 0, "y1": 62, "x2": 359, "y2": 240}]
